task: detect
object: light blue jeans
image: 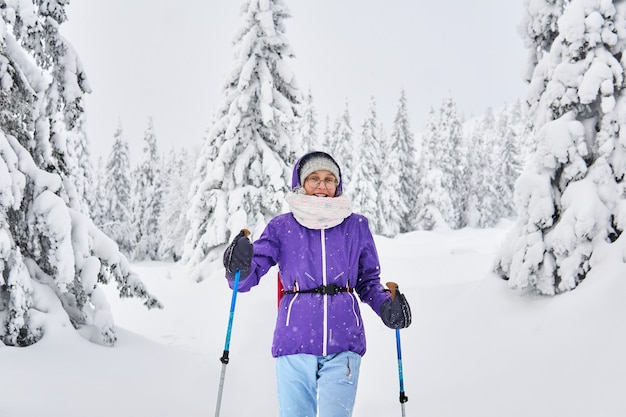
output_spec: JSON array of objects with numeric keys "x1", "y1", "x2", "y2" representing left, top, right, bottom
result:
[{"x1": 275, "y1": 352, "x2": 361, "y2": 417}]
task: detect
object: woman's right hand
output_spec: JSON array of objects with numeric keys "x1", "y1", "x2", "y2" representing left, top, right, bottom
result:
[{"x1": 223, "y1": 229, "x2": 253, "y2": 279}]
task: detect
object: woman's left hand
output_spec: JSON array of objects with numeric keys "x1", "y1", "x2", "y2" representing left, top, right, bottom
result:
[{"x1": 380, "y1": 282, "x2": 412, "y2": 329}]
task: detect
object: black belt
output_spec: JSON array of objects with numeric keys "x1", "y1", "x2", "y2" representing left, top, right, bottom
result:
[{"x1": 283, "y1": 283, "x2": 353, "y2": 296}]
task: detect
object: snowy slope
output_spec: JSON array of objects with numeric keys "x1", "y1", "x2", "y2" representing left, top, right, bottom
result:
[{"x1": 1, "y1": 221, "x2": 624, "y2": 417}]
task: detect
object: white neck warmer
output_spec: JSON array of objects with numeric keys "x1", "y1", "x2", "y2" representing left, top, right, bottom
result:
[{"x1": 285, "y1": 189, "x2": 352, "y2": 230}]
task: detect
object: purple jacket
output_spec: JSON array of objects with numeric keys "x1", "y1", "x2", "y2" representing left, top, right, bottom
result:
[{"x1": 230, "y1": 153, "x2": 391, "y2": 358}]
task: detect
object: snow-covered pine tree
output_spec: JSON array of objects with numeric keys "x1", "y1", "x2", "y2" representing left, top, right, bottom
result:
[
  {"x1": 297, "y1": 87, "x2": 318, "y2": 153},
  {"x1": 91, "y1": 156, "x2": 107, "y2": 227},
  {"x1": 183, "y1": 0, "x2": 301, "y2": 279},
  {"x1": 158, "y1": 147, "x2": 196, "y2": 262},
  {"x1": 464, "y1": 102, "x2": 533, "y2": 228},
  {"x1": 62, "y1": 114, "x2": 95, "y2": 217},
  {"x1": 497, "y1": 99, "x2": 536, "y2": 174},
  {"x1": 496, "y1": 0, "x2": 626, "y2": 295},
  {"x1": 464, "y1": 122, "x2": 484, "y2": 228},
  {"x1": 321, "y1": 114, "x2": 332, "y2": 150},
  {"x1": 182, "y1": 121, "x2": 224, "y2": 272},
  {"x1": 493, "y1": 105, "x2": 525, "y2": 220},
  {"x1": 415, "y1": 108, "x2": 455, "y2": 230},
  {"x1": 465, "y1": 107, "x2": 501, "y2": 228},
  {"x1": 131, "y1": 117, "x2": 163, "y2": 261},
  {"x1": 352, "y1": 97, "x2": 385, "y2": 233},
  {"x1": 101, "y1": 123, "x2": 134, "y2": 257},
  {"x1": 329, "y1": 100, "x2": 355, "y2": 190},
  {"x1": 438, "y1": 96, "x2": 467, "y2": 228},
  {"x1": 387, "y1": 89, "x2": 419, "y2": 234},
  {"x1": 376, "y1": 121, "x2": 400, "y2": 236},
  {"x1": 509, "y1": 98, "x2": 536, "y2": 161},
  {"x1": 22, "y1": 0, "x2": 95, "y2": 218},
  {"x1": 0, "y1": 1, "x2": 160, "y2": 346}
]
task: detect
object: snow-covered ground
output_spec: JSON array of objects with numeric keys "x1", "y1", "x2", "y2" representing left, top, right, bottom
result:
[{"x1": 2, "y1": 221, "x2": 624, "y2": 417}]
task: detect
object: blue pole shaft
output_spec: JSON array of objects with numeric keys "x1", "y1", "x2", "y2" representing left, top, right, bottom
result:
[
  {"x1": 215, "y1": 270, "x2": 241, "y2": 417},
  {"x1": 223, "y1": 270, "x2": 241, "y2": 353},
  {"x1": 395, "y1": 328, "x2": 408, "y2": 415},
  {"x1": 396, "y1": 328, "x2": 404, "y2": 392}
]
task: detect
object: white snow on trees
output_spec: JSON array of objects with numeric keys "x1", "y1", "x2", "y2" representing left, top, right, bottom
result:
[{"x1": 496, "y1": 0, "x2": 626, "y2": 295}]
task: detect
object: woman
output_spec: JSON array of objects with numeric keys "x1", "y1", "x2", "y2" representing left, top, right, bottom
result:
[{"x1": 223, "y1": 151, "x2": 411, "y2": 417}]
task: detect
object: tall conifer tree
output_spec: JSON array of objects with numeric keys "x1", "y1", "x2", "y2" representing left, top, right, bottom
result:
[
  {"x1": 0, "y1": 1, "x2": 159, "y2": 346},
  {"x1": 497, "y1": 0, "x2": 626, "y2": 295},
  {"x1": 415, "y1": 108, "x2": 454, "y2": 230},
  {"x1": 159, "y1": 147, "x2": 196, "y2": 262},
  {"x1": 387, "y1": 90, "x2": 419, "y2": 234},
  {"x1": 183, "y1": 0, "x2": 301, "y2": 279},
  {"x1": 466, "y1": 108, "x2": 501, "y2": 227},
  {"x1": 352, "y1": 97, "x2": 385, "y2": 233},
  {"x1": 438, "y1": 96, "x2": 467, "y2": 228},
  {"x1": 298, "y1": 87, "x2": 318, "y2": 153},
  {"x1": 329, "y1": 101, "x2": 354, "y2": 189},
  {"x1": 102, "y1": 124, "x2": 134, "y2": 257},
  {"x1": 131, "y1": 117, "x2": 163, "y2": 261}
]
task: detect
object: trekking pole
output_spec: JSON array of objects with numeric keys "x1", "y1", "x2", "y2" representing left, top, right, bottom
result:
[
  {"x1": 215, "y1": 268, "x2": 241, "y2": 417},
  {"x1": 386, "y1": 282, "x2": 408, "y2": 417}
]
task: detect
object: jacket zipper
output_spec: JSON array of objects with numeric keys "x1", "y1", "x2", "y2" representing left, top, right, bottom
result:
[
  {"x1": 321, "y1": 229, "x2": 328, "y2": 356},
  {"x1": 285, "y1": 293, "x2": 299, "y2": 327},
  {"x1": 285, "y1": 280, "x2": 299, "y2": 326},
  {"x1": 350, "y1": 293, "x2": 360, "y2": 327}
]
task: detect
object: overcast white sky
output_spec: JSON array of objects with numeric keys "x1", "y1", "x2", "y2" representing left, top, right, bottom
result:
[{"x1": 61, "y1": 1, "x2": 527, "y2": 164}]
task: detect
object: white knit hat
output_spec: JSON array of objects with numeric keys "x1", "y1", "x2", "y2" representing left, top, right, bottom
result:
[{"x1": 298, "y1": 153, "x2": 341, "y2": 185}]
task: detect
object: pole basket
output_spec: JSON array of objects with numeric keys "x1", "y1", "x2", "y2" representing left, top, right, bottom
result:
[{"x1": 399, "y1": 391, "x2": 408, "y2": 403}]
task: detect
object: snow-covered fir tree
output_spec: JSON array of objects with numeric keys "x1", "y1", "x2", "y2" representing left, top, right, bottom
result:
[
  {"x1": 183, "y1": 124, "x2": 224, "y2": 271},
  {"x1": 352, "y1": 97, "x2": 386, "y2": 234},
  {"x1": 493, "y1": 104, "x2": 525, "y2": 219},
  {"x1": 465, "y1": 107, "x2": 502, "y2": 228},
  {"x1": 91, "y1": 156, "x2": 107, "y2": 227},
  {"x1": 64, "y1": 115, "x2": 96, "y2": 217},
  {"x1": 183, "y1": 0, "x2": 301, "y2": 279},
  {"x1": 20, "y1": 0, "x2": 95, "y2": 218},
  {"x1": 386, "y1": 89, "x2": 419, "y2": 234},
  {"x1": 496, "y1": 0, "x2": 626, "y2": 295},
  {"x1": 438, "y1": 96, "x2": 467, "y2": 228},
  {"x1": 504, "y1": 99, "x2": 534, "y2": 163},
  {"x1": 131, "y1": 117, "x2": 163, "y2": 261},
  {"x1": 328, "y1": 100, "x2": 355, "y2": 189},
  {"x1": 297, "y1": 87, "x2": 318, "y2": 153},
  {"x1": 321, "y1": 114, "x2": 332, "y2": 150},
  {"x1": 416, "y1": 97, "x2": 467, "y2": 230},
  {"x1": 464, "y1": 101, "x2": 532, "y2": 228},
  {"x1": 376, "y1": 120, "x2": 405, "y2": 237},
  {"x1": 101, "y1": 124, "x2": 134, "y2": 257},
  {"x1": 0, "y1": 1, "x2": 160, "y2": 346},
  {"x1": 415, "y1": 108, "x2": 455, "y2": 230},
  {"x1": 158, "y1": 147, "x2": 196, "y2": 262}
]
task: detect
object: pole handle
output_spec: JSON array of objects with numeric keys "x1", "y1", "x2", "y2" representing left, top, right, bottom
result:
[{"x1": 386, "y1": 281, "x2": 399, "y2": 300}]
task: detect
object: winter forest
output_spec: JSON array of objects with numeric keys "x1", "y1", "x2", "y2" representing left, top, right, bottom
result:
[
  {"x1": 96, "y1": 97, "x2": 532, "y2": 269},
  {"x1": 0, "y1": 0, "x2": 625, "y2": 362}
]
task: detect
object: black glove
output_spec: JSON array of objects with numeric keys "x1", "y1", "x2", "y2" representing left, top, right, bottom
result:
[
  {"x1": 223, "y1": 229, "x2": 253, "y2": 279},
  {"x1": 380, "y1": 282, "x2": 412, "y2": 329}
]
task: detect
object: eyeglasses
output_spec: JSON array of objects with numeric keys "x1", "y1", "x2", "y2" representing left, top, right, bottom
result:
[{"x1": 306, "y1": 176, "x2": 338, "y2": 188}]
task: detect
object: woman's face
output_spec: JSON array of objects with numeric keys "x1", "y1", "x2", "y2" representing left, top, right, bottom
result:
[{"x1": 303, "y1": 170, "x2": 338, "y2": 197}]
